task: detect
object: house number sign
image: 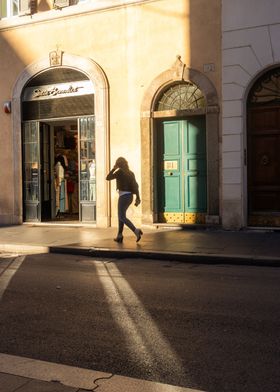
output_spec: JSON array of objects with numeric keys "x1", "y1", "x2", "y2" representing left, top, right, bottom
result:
[{"x1": 164, "y1": 161, "x2": 178, "y2": 170}]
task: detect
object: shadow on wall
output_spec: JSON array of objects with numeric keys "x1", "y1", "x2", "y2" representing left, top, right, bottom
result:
[
  {"x1": 189, "y1": 0, "x2": 221, "y2": 221},
  {"x1": 0, "y1": 33, "x2": 32, "y2": 225}
]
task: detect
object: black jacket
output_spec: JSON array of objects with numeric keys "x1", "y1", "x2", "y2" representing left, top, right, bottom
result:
[{"x1": 106, "y1": 168, "x2": 140, "y2": 198}]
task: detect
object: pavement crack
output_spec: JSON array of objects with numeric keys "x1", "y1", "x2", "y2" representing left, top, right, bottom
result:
[{"x1": 92, "y1": 373, "x2": 114, "y2": 391}]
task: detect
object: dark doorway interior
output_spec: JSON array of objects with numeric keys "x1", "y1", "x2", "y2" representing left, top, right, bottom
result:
[{"x1": 50, "y1": 119, "x2": 79, "y2": 222}]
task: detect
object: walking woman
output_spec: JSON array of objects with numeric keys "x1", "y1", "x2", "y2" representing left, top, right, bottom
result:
[{"x1": 106, "y1": 157, "x2": 143, "y2": 243}]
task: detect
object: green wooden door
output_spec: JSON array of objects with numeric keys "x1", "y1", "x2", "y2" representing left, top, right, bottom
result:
[{"x1": 158, "y1": 117, "x2": 207, "y2": 223}]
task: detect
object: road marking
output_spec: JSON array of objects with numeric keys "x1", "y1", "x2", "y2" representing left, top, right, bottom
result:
[
  {"x1": 0, "y1": 255, "x2": 26, "y2": 300},
  {"x1": 0, "y1": 353, "x2": 205, "y2": 391}
]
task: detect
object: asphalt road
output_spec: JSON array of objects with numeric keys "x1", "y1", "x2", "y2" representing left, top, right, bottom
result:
[{"x1": 0, "y1": 253, "x2": 279, "y2": 392}]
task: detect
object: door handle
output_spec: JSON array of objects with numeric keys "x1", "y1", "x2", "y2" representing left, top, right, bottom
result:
[{"x1": 169, "y1": 172, "x2": 173, "y2": 176}]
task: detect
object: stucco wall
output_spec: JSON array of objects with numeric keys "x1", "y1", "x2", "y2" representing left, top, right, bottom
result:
[
  {"x1": 222, "y1": 0, "x2": 280, "y2": 229},
  {"x1": 0, "y1": 0, "x2": 221, "y2": 226}
]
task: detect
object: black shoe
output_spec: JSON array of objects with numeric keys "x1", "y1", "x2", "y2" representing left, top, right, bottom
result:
[
  {"x1": 135, "y1": 229, "x2": 143, "y2": 242},
  {"x1": 114, "y1": 235, "x2": 123, "y2": 243}
]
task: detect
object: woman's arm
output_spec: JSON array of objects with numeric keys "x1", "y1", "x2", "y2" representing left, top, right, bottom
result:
[
  {"x1": 106, "y1": 166, "x2": 118, "y2": 181},
  {"x1": 132, "y1": 173, "x2": 141, "y2": 205}
]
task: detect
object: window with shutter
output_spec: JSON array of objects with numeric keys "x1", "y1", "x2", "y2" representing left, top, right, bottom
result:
[
  {"x1": 1, "y1": 0, "x2": 8, "y2": 18},
  {"x1": 53, "y1": 0, "x2": 69, "y2": 9},
  {"x1": 19, "y1": 0, "x2": 36, "y2": 15},
  {"x1": 1, "y1": 0, "x2": 20, "y2": 18}
]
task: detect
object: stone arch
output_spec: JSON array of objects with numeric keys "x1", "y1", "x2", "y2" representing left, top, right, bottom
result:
[
  {"x1": 245, "y1": 65, "x2": 280, "y2": 227},
  {"x1": 141, "y1": 57, "x2": 218, "y2": 114},
  {"x1": 11, "y1": 52, "x2": 110, "y2": 226},
  {"x1": 140, "y1": 57, "x2": 220, "y2": 225}
]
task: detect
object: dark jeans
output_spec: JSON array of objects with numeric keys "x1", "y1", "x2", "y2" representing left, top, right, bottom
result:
[{"x1": 117, "y1": 193, "x2": 136, "y2": 235}]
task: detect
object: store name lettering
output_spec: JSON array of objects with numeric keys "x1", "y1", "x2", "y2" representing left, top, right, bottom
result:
[{"x1": 33, "y1": 85, "x2": 84, "y2": 98}]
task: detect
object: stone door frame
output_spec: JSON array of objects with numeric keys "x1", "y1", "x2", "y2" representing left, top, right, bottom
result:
[
  {"x1": 140, "y1": 57, "x2": 220, "y2": 225},
  {"x1": 12, "y1": 52, "x2": 110, "y2": 226},
  {"x1": 245, "y1": 65, "x2": 280, "y2": 228}
]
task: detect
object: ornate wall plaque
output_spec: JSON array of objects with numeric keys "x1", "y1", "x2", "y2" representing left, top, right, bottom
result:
[{"x1": 49, "y1": 50, "x2": 63, "y2": 67}]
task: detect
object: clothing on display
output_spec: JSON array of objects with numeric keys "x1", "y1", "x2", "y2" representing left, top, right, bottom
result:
[
  {"x1": 55, "y1": 161, "x2": 67, "y2": 216},
  {"x1": 89, "y1": 160, "x2": 96, "y2": 202},
  {"x1": 54, "y1": 127, "x2": 78, "y2": 219}
]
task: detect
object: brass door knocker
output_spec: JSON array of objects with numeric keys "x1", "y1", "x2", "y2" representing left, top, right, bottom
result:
[{"x1": 260, "y1": 154, "x2": 270, "y2": 166}]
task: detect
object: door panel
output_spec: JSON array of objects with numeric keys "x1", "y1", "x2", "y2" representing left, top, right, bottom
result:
[
  {"x1": 251, "y1": 135, "x2": 279, "y2": 186},
  {"x1": 160, "y1": 121, "x2": 182, "y2": 214},
  {"x1": 165, "y1": 176, "x2": 182, "y2": 210},
  {"x1": 23, "y1": 122, "x2": 41, "y2": 221},
  {"x1": 78, "y1": 116, "x2": 96, "y2": 222},
  {"x1": 184, "y1": 117, "x2": 207, "y2": 212},
  {"x1": 40, "y1": 123, "x2": 51, "y2": 220}
]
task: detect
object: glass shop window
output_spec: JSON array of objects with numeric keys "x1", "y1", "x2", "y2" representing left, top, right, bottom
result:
[{"x1": 1, "y1": 0, "x2": 19, "y2": 18}]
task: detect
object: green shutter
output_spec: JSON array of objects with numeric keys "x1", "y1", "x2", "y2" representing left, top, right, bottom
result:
[{"x1": 53, "y1": 0, "x2": 69, "y2": 8}]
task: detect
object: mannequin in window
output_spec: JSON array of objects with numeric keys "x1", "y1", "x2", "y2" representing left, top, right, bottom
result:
[
  {"x1": 89, "y1": 160, "x2": 96, "y2": 202},
  {"x1": 55, "y1": 154, "x2": 69, "y2": 214},
  {"x1": 55, "y1": 161, "x2": 65, "y2": 217}
]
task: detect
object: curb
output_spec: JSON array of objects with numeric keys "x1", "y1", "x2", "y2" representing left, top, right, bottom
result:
[
  {"x1": 0, "y1": 243, "x2": 280, "y2": 267},
  {"x1": 0, "y1": 353, "x2": 204, "y2": 392},
  {"x1": 0, "y1": 244, "x2": 49, "y2": 254},
  {"x1": 50, "y1": 246, "x2": 280, "y2": 267}
]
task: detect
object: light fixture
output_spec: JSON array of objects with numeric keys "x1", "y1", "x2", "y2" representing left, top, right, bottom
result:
[{"x1": 3, "y1": 101, "x2": 11, "y2": 114}]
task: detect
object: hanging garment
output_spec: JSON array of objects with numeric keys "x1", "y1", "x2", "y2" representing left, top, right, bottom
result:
[{"x1": 60, "y1": 179, "x2": 66, "y2": 212}]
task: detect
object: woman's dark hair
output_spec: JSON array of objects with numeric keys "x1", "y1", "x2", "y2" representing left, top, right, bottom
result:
[{"x1": 116, "y1": 157, "x2": 129, "y2": 171}]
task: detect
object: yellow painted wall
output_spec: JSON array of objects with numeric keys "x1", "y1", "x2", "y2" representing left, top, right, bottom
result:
[{"x1": 0, "y1": 0, "x2": 221, "y2": 225}]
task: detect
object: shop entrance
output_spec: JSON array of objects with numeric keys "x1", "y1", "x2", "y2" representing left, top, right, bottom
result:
[
  {"x1": 22, "y1": 116, "x2": 96, "y2": 223},
  {"x1": 21, "y1": 67, "x2": 96, "y2": 224}
]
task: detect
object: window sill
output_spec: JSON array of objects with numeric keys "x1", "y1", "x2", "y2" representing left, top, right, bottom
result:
[{"x1": 0, "y1": 0, "x2": 155, "y2": 30}]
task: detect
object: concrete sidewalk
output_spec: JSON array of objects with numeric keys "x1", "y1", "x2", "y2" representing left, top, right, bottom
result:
[
  {"x1": 0, "y1": 353, "x2": 204, "y2": 392},
  {"x1": 0, "y1": 223, "x2": 279, "y2": 266}
]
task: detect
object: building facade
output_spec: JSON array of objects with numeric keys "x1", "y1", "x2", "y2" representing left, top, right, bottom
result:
[
  {"x1": 0, "y1": 0, "x2": 221, "y2": 228},
  {"x1": 222, "y1": 0, "x2": 280, "y2": 229}
]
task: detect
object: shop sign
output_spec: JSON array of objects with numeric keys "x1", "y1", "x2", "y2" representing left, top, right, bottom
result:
[{"x1": 23, "y1": 80, "x2": 94, "y2": 101}]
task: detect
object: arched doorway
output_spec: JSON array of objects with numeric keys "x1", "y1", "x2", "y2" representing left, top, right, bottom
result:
[
  {"x1": 155, "y1": 82, "x2": 207, "y2": 224},
  {"x1": 12, "y1": 52, "x2": 109, "y2": 227},
  {"x1": 22, "y1": 67, "x2": 96, "y2": 223},
  {"x1": 247, "y1": 68, "x2": 280, "y2": 227},
  {"x1": 140, "y1": 57, "x2": 220, "y2": 226}
]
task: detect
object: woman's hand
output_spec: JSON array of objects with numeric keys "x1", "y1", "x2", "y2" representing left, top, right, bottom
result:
[{"x1": 134, "y1": 197, "x2": 141, "y2": 207}]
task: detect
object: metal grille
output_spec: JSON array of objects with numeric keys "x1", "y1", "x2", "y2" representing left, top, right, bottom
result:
[
  {"x1": 248, "y1": 68, "x2": 280, "y2": 105},
  {"x1": 157, "y1": 82, "x2": 206, "y2": 111},
  {"x1": 26, "y1": 68, "x2": 89, "y2": 87},
  {"x1": 22, "y1": 95, "x2": 94, "y2": 120}
]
